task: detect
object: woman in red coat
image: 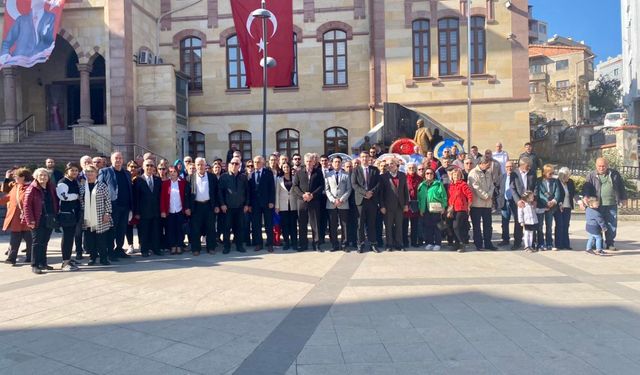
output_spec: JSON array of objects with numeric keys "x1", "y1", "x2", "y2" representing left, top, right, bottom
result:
[
  {"x1": 22, "y1": 168, "x2": 59, "y2": 274},
  {"x1": 447, "y1": 168, "x2": 473, "y2": 252},
  {"x1": 160, "y1": 166, "x2": 190, "y2": 254},
  {"x1": 1, "y1": 168, "x2": 32, "y2": 265},
  {"x1": 403, "y1": 163, "x2": 423, "y2": 247}
]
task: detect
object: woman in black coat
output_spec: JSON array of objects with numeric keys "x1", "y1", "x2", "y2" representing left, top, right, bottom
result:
[{"x1": 554, "y1": 167, "x2": 576, "y2": 250}]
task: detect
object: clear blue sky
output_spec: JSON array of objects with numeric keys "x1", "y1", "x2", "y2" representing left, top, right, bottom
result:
[{"x1": 530, "y1": 0, "x2": 622, "y2": 64}]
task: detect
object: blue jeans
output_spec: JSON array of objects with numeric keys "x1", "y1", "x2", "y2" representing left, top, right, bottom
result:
[
  {"x1": 501, "y1": 200, "x2": 516, "y2": 241},
  {"x1": 553, "y1": 208, "x2": 572, "y2": 249},
  {"x1": 586, "y1": 233, "x2": 603, "y2": 251},
  {"x1": 536, "y1": 210, "x2": 554, "y2": 248},
  {"x1": 599, "y1": 205, "x2": 618, "y2": 247}
]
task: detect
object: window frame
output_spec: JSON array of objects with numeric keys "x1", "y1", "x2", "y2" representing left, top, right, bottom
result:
[
  {"x1": 556, "y1": 59, "x2": 569, "y2": 71},
  {"x1": 556, "y1": 80, "x2": 570, "y2": 89},
  {"x1": 322, "y1": 29, "x2": 348, "y2": 86},
  {"x1": 188, "y1": 131, "x2": 206, "y2": 158},
  {"x1": 229, "y1": 130, "x2": 252, "y2": 161},
  {"x1": 470, "y1": 16, "x2": 486, "y2": 75},
  {"x1": 438, "y1": 18, "x2": 460, "y2": 76},
  {"x1": 226, "y1": 35, "x2": 247, "y2": 90},
  {"x1": 180, "y1": 37, "x2": 203, "y2": 92},
  {"x1": 276, "y1": 128, "x2": 300, "y2": 157},
  {"x1": 324, "y1": 127, "x2": 349, "y2": 155},
  {"x1": 412, "y1": 19, "x2": 431, "y2": 78}
]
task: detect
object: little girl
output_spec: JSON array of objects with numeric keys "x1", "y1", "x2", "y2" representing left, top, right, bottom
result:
[{"x1": 518, "y1": 191, "x2": 539, "y2": 252}]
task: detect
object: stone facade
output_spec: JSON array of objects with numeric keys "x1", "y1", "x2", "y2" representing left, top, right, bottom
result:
[
  {"x1": 1, "y1": 0, "x2": 531, "y2": 161},
  {"x1": 622, "y1": 0, "x2": 640, "y2": 125}
]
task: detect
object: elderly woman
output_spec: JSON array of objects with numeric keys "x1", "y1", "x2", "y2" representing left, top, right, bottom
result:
[
  {"x1": 535, "y1": 164, "x2": 564, "y2": 251},
  {"x1": 161, "y1": 166, "x2": 190, "y2": 255},
  {"x1": 23, "y1": 168, "x2": 59, "y2": 274},
  {"x1": 418, "y1": 168, "x2": 447, "y2": 250},
  {"x1": 404, "y1": 163, "x2": 423, "y2": 248},
  {"x1": 447, "y1": 168, "x2": 473, "y2": 252},
  {"x1": 125, "y1": 160, "x2": 140, "y2": 255},
  {"x1": 56, "y1": 163, "x2": 82, "y2": 271},
  {"x1": 80, "y1": 166, "x2": 113, "y2": 265},
  {"x1": 554, "y1": 167, "x2": 575, "y2": 250},
  {"x1": 1, "y1": 168, "x2": 32, "y2": 265}
]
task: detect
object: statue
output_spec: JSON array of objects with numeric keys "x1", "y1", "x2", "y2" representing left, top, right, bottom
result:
[{"x1": 413, "y1": 118, "x2": 432, "y2": 156}]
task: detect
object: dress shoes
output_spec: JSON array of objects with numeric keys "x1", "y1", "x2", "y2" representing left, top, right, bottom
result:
[
  {"x1": 4, "y1": 259, "x2": 15, "y2": 266},
  {"x1": 100, "y1": 260, "x2": 111, "y2": 266},
  {"x1": 497, "y1": 240, "x2": 510, "y2": 246},
  {"x1": 485, "y1": 245, "x2": 498, "y2": 251},
  {"x1": 511, "y1": 243, "x2": 522, "y2": 251},
  {"x1": 371, "y1": 245, "x2": 380, "y2": 253},
  {"x1": 32, "y1": 266, "x2": 42, "y2": 274},
  {"x1": 399, "y1": 248, "x2": 406, "y2": 252},
  {"x1": 297, "y1": 246, "x2": 307, "y2": 252},
  {"x1": 236, "y1": 247, "x2": 246, "y2": 253},
  {"x1": 192, "y1": 251, "x2": 200, "y2": 256},
  {"x1": 222, "y1": 248, "x2": 231, "y2": 254},
  {"x1": 141, "y1": 253, "x2": 149, "y2": 258},
  {"x1": 254, "y1": 245, "x2": 263, "y2": 252},
  {"x1": 267, "y1": 246, "x2": 274, "y2": 253},
  {"x1": 88, "y1": 259, "x2": 97, "y2": 266},
  {"x1": 109, "y1": 256, "x2": 120, "y2": 262},
  {"x1": 40, "y1": 265, "x2": 54, "y2": 270}
]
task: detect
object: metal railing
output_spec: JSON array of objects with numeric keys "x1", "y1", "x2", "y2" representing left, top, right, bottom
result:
[
  {"x1": 72, "y1": 125, "x2": 169, "y2": 162},
  {"x1": 589, "y1": 130, "x2": 616, "y2": 148},
  {"x1": 557, "y1": 126, "x2": 577, "y2": 144},
  {"x1": 0, "y1": 114, "x2": 36, "y2": 143}
]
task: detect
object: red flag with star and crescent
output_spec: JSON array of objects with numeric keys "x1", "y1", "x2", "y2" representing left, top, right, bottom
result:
[{"x1": 230, "y1": 0, "x2": 294, "y2": 87}]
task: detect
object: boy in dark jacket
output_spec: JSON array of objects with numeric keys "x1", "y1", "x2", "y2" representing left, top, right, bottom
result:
[{"x1": 585, "y1": 197, "x2": 607, "y2": 256}]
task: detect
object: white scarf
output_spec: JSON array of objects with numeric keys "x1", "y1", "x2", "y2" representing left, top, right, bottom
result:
[{"x1": 84, "y1": 180, "x2": 99, "y2": 230}]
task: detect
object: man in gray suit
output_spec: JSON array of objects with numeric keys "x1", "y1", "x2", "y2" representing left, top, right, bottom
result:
[
  {"x1": 0, "y1": 0, "x2": 56, "y2": 61},
  {"x1": 325, "y1": 156, "x2": 351, "y2": 252},
  {"x1": 378, "y1": 159, "x2": 409, "y2": 252}
]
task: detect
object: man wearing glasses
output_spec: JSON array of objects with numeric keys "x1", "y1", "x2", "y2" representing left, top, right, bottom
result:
[
  {"x1": 133, "y1": 160, "x2": 162, "y2": 257},
  {"x1": 218, "y1": 157, "x2": 249, "y2": 254},
  {"x1": 291, "y1": 154, "x2": 302, "y2": 172}
]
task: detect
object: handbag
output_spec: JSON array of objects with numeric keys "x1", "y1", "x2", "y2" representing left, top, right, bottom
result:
[
  {"x1": 44, "y1": 214, "x2": 58, "y2": 230},
  {"x1": 408, "y1": 200, "x2": 419, "y2": 213},
  {"x1": 436, "y1": 220, "x2": 448, "y2": 231},
  {"x1": 428, "y1": 202, "x2": 444, "y2": 213},
  {"x1": 57, "y1": 211, "x2": 76, "y2": 227}
]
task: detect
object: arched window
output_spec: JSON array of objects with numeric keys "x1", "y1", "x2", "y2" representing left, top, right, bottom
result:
[
  {"x1": 323, "y1": 30, "x2": 348, "y2": 86},
  {"x1": 188, "y1": 131, "x2": 206, "y2": 158},
  {"x1": 470, "y1": 16, "x2": 486, "y2": 74},
  {"x1": 438, "y1": 18, "x2": 459, "y2": 76},
  {"x1": 66, "y1": 53, "x2": 79, "y2": 78},
  {"x1": 276, "y1": 129, "x2": 300, "y2": 157},
  {"x1": 229, "y1": 130, "x2": 252, "y2": 161},
  {"x1": 324, "y1": 127, "x2": 348, "y2": 155},
  {"x1": 90, "y1": 55, "x2": 106, "y2": 77},
  {"x1": 180, "y1": 37, "x2": 203, "y2": 91},
  {"x1": 412, "y1": 19, "x2": 431, "y2": 77},
  {"x1": 226, "y1": 35, "x2": 247, "y2": 89}
]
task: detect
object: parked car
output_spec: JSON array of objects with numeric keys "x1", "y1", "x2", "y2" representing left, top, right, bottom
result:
[{"x1": 603, "y1": 112, "x2": 628, "y2": 128}]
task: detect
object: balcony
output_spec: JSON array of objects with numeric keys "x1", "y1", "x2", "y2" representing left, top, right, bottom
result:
[{"x1": 529, "y1": 72, "x2": 547, "y2": 81}]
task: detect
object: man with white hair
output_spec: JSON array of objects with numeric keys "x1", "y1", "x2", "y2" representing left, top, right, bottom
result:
[
  {"x1": 292, "y1": 153, "x2": 325, "y2": 251},
  {"x1": 186, "y1": 157, "x2": 219, "y2": 256},
  {"x1": 493, "y1": 142, "x2": 509, "y2": 174}
]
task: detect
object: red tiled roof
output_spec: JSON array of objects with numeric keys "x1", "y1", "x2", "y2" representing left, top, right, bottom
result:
[{"x1": 528, "y1": 45, "x2": 593, "y2": 58}]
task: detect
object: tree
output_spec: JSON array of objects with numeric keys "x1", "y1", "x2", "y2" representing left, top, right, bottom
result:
[{"x1": 589, "y1": 77, "x2": 622, "y2": 116}]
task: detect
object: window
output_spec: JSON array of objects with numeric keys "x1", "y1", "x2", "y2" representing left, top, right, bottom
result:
[
  {"x1": 438, "y1": 18, "x2": 460, "y2": 76},
  {"x1": 556, "y1": 59, "x2": 569, "y2": 71},
  {"x1": 229, "y1": 131, "x2": 252, "y2": 161},
  {"x1": 180, "y1": 37, "x2": 203, "y2": 91},
  {"x1": 176, "y1": 74, "x2": 188, "y2": 126},
  {"x1": 556, "y1": 80, "x2": 570, "y2": 89},
  {"x1": 529, "y1": 64, "x2": 544, "y2": 74},
  {"x1": 323, "y1": 30, "x2": 348, "y2": 86},
  {"x1": 188, "y1": 131, "x2": 206, "y2": 158},
  {"x1": 613, "y1": 68, "x2": 620, "y2": 77},
  {"x1": 539, "y1": 24, "x2": 547, "y2": 34},
  {"x1": 292, "y1": 33, "x2": 299, "y2": 86},
  {"x1": 412, "y1": 19, "x2": 431, "y2": 77},
  {"x1": 226, "y1": 35, "x2": 247, "y2": 89},
  {"x1": 66, "y1": 53, "x2": 79, "y2": 78},
  {"x1": 470, "y1": 17, "x2": 486, "y2": 74},
  {"x1": 529, "y1": 82, "x2": 539, "y2": 94},
  {"x1": 324, "y1": 127, "x2": 348, "y2": 155},
  {"x1": 276, "y1": 129, "x2": 300, "y2": 157}
]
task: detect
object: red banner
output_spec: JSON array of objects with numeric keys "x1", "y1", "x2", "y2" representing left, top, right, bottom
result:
[
  {"x1": 1, "y1": 0, "x2": 66, "y2": 70},
  {"x1": 230, "y1": 0, "x2": 293, "y2": 87}
]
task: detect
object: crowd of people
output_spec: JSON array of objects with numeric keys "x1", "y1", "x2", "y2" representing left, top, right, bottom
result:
[{"x1": 0, "y1": 139, "x2": 629, "y2": 274}]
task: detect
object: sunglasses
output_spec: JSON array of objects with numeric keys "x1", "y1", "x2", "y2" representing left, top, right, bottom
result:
[
  {"x1": 417, "y1": 168, "x2": 424, "y2": 171},
  {"x1": 425, "y1": 172, "x2": 434, "y2": 175},
  {"x1": 230, "y1": 162, "x2": 240, "y2": 165}
]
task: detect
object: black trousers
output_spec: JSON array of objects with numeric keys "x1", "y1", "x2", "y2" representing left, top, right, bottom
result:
[
  {"x1": 317, "y1": 202, "x2": 328, "y2": 244},
  {"x1": 329, "y1": 208, "x2": 348, "y2": 248},
  {"x1": 450, "y1": 211, "x2": 469, "y2": 246},
  {"x1": 61, "y1": 224, "x2": 77, "y2": 261},
  {"x1": 223, "y1": 207, "x2": 244, "y2": 250},
  {"x1": 31, "y1": 221, "x2": 52, "y2": 268},
  {"x1": 357, "y1": 199, "x2": 377, "y2": 246},
  {"x1": 384, "y1": 208, "x2": 404, "y2": 249},
  {"x1": 243, "y1": 212, "x2": 252, "y2": 246},
  {"x1": 7, "y1": 231, "x2": 32, "y2": 262},
  {"x1": 346, "y1": 206, "x2": 358, "y2": 246},
  {"x1": 509, "y1": 201, "x2": 523, "y2": 246},
  {"x1": 252, "y1": 206, "x2": 274, "y2": 246},
  {"x1": 138, "y1": 217, "x2": 160, "y2": 255},
  {"x1": 217, "y1": 212, "x2": 225, "y2": 241},
  {"x1": 298, "y1": 203, "x2": 319, "y2": 247},
  {"x1": 279, "y1": 210, "x2": 298, "y2": 247},
  {"x1": 74, "y1": 220, "x2": 84, "y2": 256},
  {"x1": 190, "y1": 202, "x2": 216, "y2": 252},
  {"x1": 403, "y1": 216, "x2": 420, "y2": 247},
  {"x1": 126, "y1": 223, "x2": 135, "y2": 246},
  {"x1": 166, "y1": 212, "x2": 185, "y2": 248},
  {"x1": 470, "y1": 207, "x2": 493, "y2": 248},
  {"x1": 109, "y1": 204, "x2": 129, "y2": 256},
  {"x1": 84, "y1": 230, "x2": 108, "y2": 262},
  {"x1": 160, "y1": 217, "x2": 169, "y2": 250}
]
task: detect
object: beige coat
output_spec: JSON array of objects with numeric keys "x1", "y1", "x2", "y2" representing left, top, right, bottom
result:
[{"x1": 467, "y1": 166, "x2": 495, "y2": 208}]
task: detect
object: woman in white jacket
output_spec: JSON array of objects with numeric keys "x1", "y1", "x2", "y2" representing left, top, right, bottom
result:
[{"x1": 275, "y1": 163, "x2": 298, "y2": 250}]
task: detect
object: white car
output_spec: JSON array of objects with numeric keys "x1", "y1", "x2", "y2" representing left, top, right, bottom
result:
[{"x1": 603, "y1": 112, "x2": 628, "y2": 128}]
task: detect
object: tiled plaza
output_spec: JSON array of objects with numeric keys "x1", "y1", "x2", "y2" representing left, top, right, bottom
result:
[{"x1": 1, "y1": 217, "x2": 640, "y2": 375}]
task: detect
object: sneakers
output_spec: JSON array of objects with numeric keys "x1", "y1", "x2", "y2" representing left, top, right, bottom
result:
[
  {"x1": 585, "y1": 249, "x2": 596, "y2": 255},
  {"x1": 61, "y1": 262, "x2": 79, "y2": 272},
  {"x1": 425, "y1": 244, "x2": 434, "y2": 251},
  {"x1": 597, "y1": 249, "x2": 607, "y2": 256},
  {"x1": 432, "y1": 245, "x2": 441, "y2": 251},
  {"x1": 126, "y1": 245, "x2": 136, "y2": 255}
]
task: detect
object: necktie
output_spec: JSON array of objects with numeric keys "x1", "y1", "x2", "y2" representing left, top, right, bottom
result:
[
  {"x1": 148, "y1": 176, "x2": 153, "y2": 191},
  {"x1": 364, "y1": 167, "x2": 368, "y2": 189},
  {"x1": 335, "y1": 172, "x2": 339, "y2": 185},
  {"x1": 256, "y1": 170, "x2": 261, "y2": 183}
]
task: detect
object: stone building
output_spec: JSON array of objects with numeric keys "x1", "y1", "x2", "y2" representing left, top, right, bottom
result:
[
  {"x1": 622, "y1": 0, "x2": 640, "y2": 125},
  {"x1": 529, "y1": 43, "x2": 595, "y2": 124},
  {"x1": 0, "y1": 0, "x2": 530, "y2": 162}
]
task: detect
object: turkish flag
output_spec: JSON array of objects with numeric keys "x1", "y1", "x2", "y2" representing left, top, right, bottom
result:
[{"x1": 230, "y1": 0, "x2": 294, "y2": 87}]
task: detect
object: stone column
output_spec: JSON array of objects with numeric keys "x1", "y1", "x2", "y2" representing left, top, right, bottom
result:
[
  {"x1": 77, "y1": 63, "x2": 94, "y2": 126},
  {"x1": 2, "y1": 67, "x2": 18, "y2": 127}
]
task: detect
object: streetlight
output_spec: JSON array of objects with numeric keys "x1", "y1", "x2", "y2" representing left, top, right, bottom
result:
[
  {"x1": 466, "y1": 0, "x2": 472, "y2": 150},
  {"x1": 252, "y1": 1, "x2": 277, "y2": 157},
  {"x1": 575, "y1": 55, "x2": 595, "y2": 125}
]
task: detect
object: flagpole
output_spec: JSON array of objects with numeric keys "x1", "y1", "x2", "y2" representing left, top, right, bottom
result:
[{"x1": 261, "y1": 0, "x2": 268, "y2": 157}]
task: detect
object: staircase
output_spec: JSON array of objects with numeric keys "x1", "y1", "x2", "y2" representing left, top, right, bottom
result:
[{"x1": 0, "y1": 130, "x2": 98, "y2": 173}]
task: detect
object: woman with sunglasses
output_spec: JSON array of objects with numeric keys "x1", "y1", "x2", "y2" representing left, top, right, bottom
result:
[
  {"x1": 418, "y1": 168, "x2": 447, "y2": 251},
  {"x1": 404, "y1": 163, "x2": 423, "y2": 248},
  {"x1": 161, "y1": 166, "x2": 190, "y2": 255}
]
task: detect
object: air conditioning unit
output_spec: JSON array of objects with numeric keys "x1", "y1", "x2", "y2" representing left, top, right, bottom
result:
[
  {"x1": 138, "y1": 49, "x2": 154, "y2": 64},
  {"x1": 155, "y1": 57, "x2": 164, "y2": 64}
]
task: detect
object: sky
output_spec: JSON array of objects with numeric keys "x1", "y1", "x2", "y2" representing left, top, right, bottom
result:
[{"x1": 529, "y1": 0, "x2": 622, "y2": 64}]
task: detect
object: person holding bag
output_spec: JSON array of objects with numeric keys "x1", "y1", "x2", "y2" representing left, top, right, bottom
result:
[
  {"x1": 404, "y1": 163, "x2": 423, "y2": 248},
  {"x1": 56, "y1": 163, "x2": 82, "y2": 271},
  {"x1": 80, "y1": 166, "x2": 113, "y2": 265},
  {"x1": 22, "y1": 168, "x2": 59, "y2": 274},
  {"x1": 1, "y1": 168, "x2": 32, "y2": 265},
  {"x1": 417, "y1": 168, "x2": 447, "y2": 251},
  {"x1": 446, "y1": 169, "x2": 473, "y2": 252}
]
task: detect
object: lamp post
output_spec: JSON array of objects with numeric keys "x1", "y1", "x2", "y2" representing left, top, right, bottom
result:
[
  {"x1": 466, "y1": 0, "x2": 472, "y2": 150},
  {"x1": 574, "y1": 55, "x2": 595, "y2": 125},
  {"x1": 252, "y1": 1, "x2": 277, "y2": 157}
]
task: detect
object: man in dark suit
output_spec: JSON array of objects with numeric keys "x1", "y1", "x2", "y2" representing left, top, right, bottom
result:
[
  {"x1": 317, "y1": 155, "x2": 331, "y2": 245},
  {"x1": 248, "y1": 156, "x2": 276, "y2": 252},
  {"x1": 219, "y1": 157, "x2": 249, "y2": 254},
  {"x1": 133, "y1": 159, "x2": 162, "y2": 256},
  {"x1": 325, "y1": 156, "x2": 351, "y2": 252},
  {"x1": 510, "y1": 157, "x2": 538, "y2": 249},
  {"x1": 351, "y1": 151, "x2": 381, "y2": 253},
  {"x1": 379, "y1": 159, "x2": 409, "y2": 251},
  {"x1": 497, "y1": 160, "x2": 516, "y2": 247},
  {"x1": 186, "y1": 157, "x2": 219, "y2": 256},
  {"x1": 292, "y1": 153, "x2": 325, "y2": 251}
]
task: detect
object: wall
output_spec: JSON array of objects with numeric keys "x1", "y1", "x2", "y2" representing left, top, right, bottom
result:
[{"x1": 622, "y1": 0, "x2": 640, "y2": 124}]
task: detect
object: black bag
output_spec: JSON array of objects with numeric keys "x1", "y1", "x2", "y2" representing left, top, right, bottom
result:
[
  {"x1": 57, "y1": 211, "x2": 76, "y2": 227},
  {"x1": 436, "y1": 219, "x2": 448, "y2": 231},
  {"x1": 408, "y1": 200, "x2": 419, "y2": 213},
  {"x1": 44, "y1": 214, "x2": 59, "y2": 230}
]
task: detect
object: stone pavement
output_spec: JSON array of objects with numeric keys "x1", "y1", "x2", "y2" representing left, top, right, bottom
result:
[{"x1": 0, "y1": 218, "x2": 640, "y2": 375}]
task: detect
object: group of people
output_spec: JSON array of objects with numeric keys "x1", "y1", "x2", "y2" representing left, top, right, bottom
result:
[{"x1": 0, "y1": 139, "x2": 628, "y2": 274}]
